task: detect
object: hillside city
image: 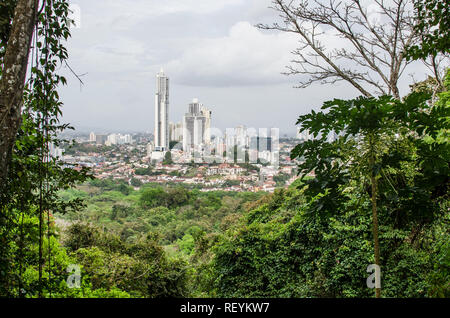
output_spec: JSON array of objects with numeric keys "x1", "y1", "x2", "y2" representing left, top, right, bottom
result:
[
  {"x1": 52, "y1": 69, "x2": 317, "y2": 192},
  {"x1": 56, "y1": 131, "x2": 312, "y2": 193}
]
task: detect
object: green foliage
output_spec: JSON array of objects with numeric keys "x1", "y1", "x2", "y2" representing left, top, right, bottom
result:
[
  {"x1": 63, "y1": 142, "x2": 114, "y2": 155},
  {"x1": 407, "y1": 0, "x2": 450, "y2": 60},
  {"x1": 65, "y1": 222, "x2": 100, "y2": 251},
  {"x1": 223, "y1": 180, "x2": 240, "y2": 187},
  {"x1": 273, "y1": 173, "x2": 290, "y2": 187},
  {"x1": 0, "y1": 0, "x2": 16, "y2": 61},
  {"x1": 130, "y1": 177, "x2": 142, "y2": 188},
  {"x1": 110, "y1": 204, "x2": 133, "y2": 220},
  {"x1": 139, "y1": 186, "x2": 191, "y2": 209},
  {"x1": 0, "y1": 0, "x2": 93, "y2": 297},
  {"x1": 209, "y1": 76, "x2": 449, "y2": 298},
  {"x1": 65, "y1": 222, "x2": 190, "y2": 297},
  {"x1": 134, "y1": 167, "x2": 152, "y2": 176},
  {"x1": 3, "y1": 0, "x2": 448, "y2": 299},
  {"x1": 291, "y1": 93, "x2": 448, "y2": 224},
  {"x1": 118, "y1": 183, "x2": 131, "y2": 195},
  {"x1": 424, "y1": 203, "x2": 450, "y2": 297},
  {"x1": 57, "y1": 181, "x2": 267, "y2": 295},
  {"x1": 163, "y1": 151, "x2": 173, "y2": 165},
  {"x1": 177, "y1": 234, "x2": 195, "y2": 255},
  {"x1": 139, "y1": 187, "x2": 168, "y2": 209},
  {"x1": 169, "y1": 140, "x2": 180, "y2": 150},
  {"x1": 212, "y1": 188, "x2": 446, "y2": 297}
]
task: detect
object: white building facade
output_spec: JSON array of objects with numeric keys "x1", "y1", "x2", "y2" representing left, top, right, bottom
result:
[
  {"x1": 154, "y1": 69, "x2": 169, "y2": 151},
  {"x1": 183, "y1": 98, "x2": 211, "y2": 153}
]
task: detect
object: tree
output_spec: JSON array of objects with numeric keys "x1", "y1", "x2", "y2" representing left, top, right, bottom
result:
[
  {"x1": 257, "y1": 0, "x2": 447, "y2": 99},
  {"x1": 166, "y1": 186, "x2": 191, "y2": 208},
  {"x1": 118, "y1": 183, "x2": 131, "y2": 195},
  {"x1": 212, "y1": 185, "x2": 438, "y2": 298},
  {"x1": 130, "y1": 177, "x2": 143, "y2": 188},
  {"x1": 169, "y1": 140, "x2": 180, "y2": 150},
  {"x1": 407, "y1": 0, "x2": 450, "y2": 60},
  {"x1": 0, "y1": 0, "x2": 92, "y2": 297},
  {"x1": 406, "y1": 0, "x2": 449, "y2": 92},
  {"x1": 291, "y1": 89, "x2": 448, "y2": 297},
  {"x1": 135, "y1": 167, "x2": 152, "y2": 176},
  {"x1": 163, "y1": 150, "x2": 173, "y2": 165},
  {"x1": 66, "y1": 223, "x2": 190, "y2": 297},
  {"x1": 0, "y1": 0, "x2": 38, "y2": 190},
  {"x1": 139, "y1": 187, "x2": 168, "y2": 209},
  {"x1": 273, "y1": 173, "x2": 290, "y2": 187}
]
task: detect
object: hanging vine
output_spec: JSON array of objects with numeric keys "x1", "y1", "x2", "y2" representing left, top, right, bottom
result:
[{"x1": 0, "y1": 0, "x2": 92, "y2": 297}]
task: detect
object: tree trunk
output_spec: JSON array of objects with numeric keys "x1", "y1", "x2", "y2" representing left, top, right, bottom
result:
[
  {"x1": 0, "y1": 0, "x2": 38, "y2": 194},
  {"x1": 369, "y1": 134, "x2": 381, "y2": 298}
]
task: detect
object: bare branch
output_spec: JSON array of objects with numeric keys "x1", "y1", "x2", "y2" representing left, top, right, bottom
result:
[{"x1": 258, "y1": 0, "x2": 430, "y2": 99}]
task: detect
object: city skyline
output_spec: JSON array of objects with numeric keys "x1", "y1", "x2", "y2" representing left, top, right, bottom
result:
[{"x1": 58, "y1": 0, "x2": 433, "y2": 136}]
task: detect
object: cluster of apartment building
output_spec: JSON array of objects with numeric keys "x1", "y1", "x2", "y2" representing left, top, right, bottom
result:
[
  {"x1": 149, "y1": 69, "x2": 279, "y2": 166},
  {"x1": 89, "y1": 132, "x2": 134, "y2": 146}
]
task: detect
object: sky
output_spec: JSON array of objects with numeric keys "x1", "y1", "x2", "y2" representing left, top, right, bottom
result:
[{"x1": 59, "y1": 0, "x2": 432, "y2": 136}]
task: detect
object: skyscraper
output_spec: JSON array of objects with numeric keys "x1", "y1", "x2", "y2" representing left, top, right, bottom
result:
[
  {"x1": 200, "y1": 105, "x2": 212, "y2": 144},
  {"x1": 95, "y1": 134, "x2": 107, "y2": 145},
  {"x1": 89, "y1": 132, "x2": 96, "y2": 142},
  {"x1": 154, "y1": 68, "x2": 169, "y2": 151},
  {"x1": 169, "y1": 121, "x2": 183, "y2": 143},
  {"x1": 183, "y1": 98, "x2": 211, "y2": 152}
]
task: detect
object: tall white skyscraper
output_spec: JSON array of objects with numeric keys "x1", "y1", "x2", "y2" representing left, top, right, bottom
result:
[{"x1": 154, "y1": 68, "x2": 169, "y2": 151}]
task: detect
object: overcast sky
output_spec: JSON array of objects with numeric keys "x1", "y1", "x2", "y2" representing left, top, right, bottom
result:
[{"x1": 59, "y1": 0, "x2": 431, "y2": 136}]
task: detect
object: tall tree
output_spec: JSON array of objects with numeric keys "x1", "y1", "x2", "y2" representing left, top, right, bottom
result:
[
  {"x1": 291, "y1": 90, "x2": 448, "y2": 297},
  {"x1": 0, "y1": 0, "x2": 92, "y2": 296},
  {"x1": 258, "y1": 0, "x2": 447, "y2": 99},
  {"x1": 0, "y1": 0, "x2": 38, "y2": 193}
]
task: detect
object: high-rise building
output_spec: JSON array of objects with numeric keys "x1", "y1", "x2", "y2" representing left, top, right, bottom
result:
[
  {"x1": 235, "y1": 125, "x2": 248, "y2": 147},
  {"x1": 147, "y1": 142, "x2": 154, "y2": 157},
  {"x1": 154, "y1": 68, "x2": 169, "y2": 151},
  {"x1": 174, "y1": 122, "x2": 183, "y2": 142},
  {"x1": 250, "y1": 136, "x2": 272, "y2": 152},
  {"x1": 89, "y1": 132, "x2": 96, "y2": 142},
  {"x1": 49, "y1": 143, "x2": 63, "y2": 158},
  {"x1": 169, "y1": 122, "x2": 175, "y2": 142},
  {"x1": 183, "y1": 98, "x2": 211, "y2": 152},
  {"x1": 215, "y1": 137, "x2": 226, "y2": 158},
  {"x1": 95, "y1": 134, "x2": 107, "y2": 145},
  {"x1": 169, "y1": 121, "x2": 183, "y2": 143},
  {"x1": 201, "y1": 106, "x2": 212, "y2": 144},
  {"x1": 106, "y1": 133, "x2": 133, "y2": 146},
  {"x1": 106, "y1": 134, "x2": 117, "y2": 146}
]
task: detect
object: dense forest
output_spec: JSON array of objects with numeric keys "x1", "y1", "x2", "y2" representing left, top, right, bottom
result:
[
  {"x1": 0, "y1": 0, "x2": 449, "y2": 298},
  {"x1": 54, "y1": 176, "x2": 449, "y2": 298}
]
